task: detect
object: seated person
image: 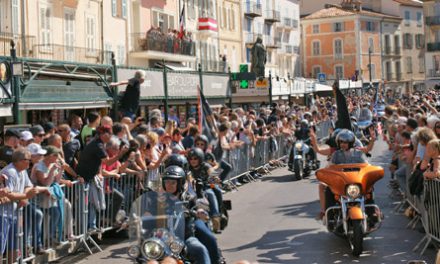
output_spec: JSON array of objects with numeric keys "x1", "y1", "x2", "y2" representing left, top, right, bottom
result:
[
  {"x1": 316, "y1": 129, "x2": 367, "y2": 220},
  {"x1": 330, "y1": 129, "x2": 367, "y2": 165}
]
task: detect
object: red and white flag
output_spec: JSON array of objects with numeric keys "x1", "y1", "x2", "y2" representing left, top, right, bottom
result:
[
  {"x1": 198, "y1": 18, "x2": 218, "y2": 31},
  {"x1": 178, "y1": 6, "x2": 185, "y2": 39}
]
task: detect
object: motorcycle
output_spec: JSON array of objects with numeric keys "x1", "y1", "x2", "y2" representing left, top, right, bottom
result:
[
  {"x1": 288, "y1": 139, "x2": 320, "y2": 181},
  {"x1": 127, "y1": 191, "x2": 187, "y2": 263},
  {"x1": 316, "y1": 163, "x2": 384, "y2": 256}
]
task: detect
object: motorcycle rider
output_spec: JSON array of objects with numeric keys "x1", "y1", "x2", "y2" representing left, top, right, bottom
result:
[
  {"x1": 187, "y1": 148, "x2": 224, "y2": 233},
  {"x1": 162, "y1": 165, "x2": 224, "y2": 264},
  {"x1": 315, "y1": 129, "x2": 368, "y2": 219},
  {"x1": 289, "y1": 119, "x2": 318, "y2": 170}
]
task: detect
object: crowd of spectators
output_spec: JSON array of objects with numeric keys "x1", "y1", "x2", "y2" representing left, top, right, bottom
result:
[{"x1": 144, "y1": 26, "x2": 195, "y2": 56}]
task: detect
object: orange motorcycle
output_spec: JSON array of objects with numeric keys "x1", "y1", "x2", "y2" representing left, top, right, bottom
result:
[{"x1": 316, "y1": 163, "x2": 384, "y2": 256}]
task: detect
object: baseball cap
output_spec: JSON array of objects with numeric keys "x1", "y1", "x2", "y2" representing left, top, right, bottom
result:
[
  {"x1": 4, "y1": 129, "x2": 20, "y2": 139},
  {"x1": 43, "y1": 122, "x2": 56, "y2": 133},
  {"x1": 44, "y1": 145, "x2": 62, "y2": 156},
  {"x1": 30, "y1": 125, "x2": 45, "y2": 136},
  {"x1": 20, "y1": 131, "x2": 34, "y2": 141},
  {"x1": 27, "y1": 143, "x2": 47, "y2": 155}
]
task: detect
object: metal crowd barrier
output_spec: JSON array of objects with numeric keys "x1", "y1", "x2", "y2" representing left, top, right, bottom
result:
[
  {"x1": 413, "y1": 179, "x2": 440, "y2": 255},
  {"x1": 0, "y1": 134, "x2": 301, "y2": 263}
]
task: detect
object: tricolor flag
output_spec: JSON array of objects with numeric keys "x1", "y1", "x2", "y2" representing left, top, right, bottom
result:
[
  {"x1": 178, "y1": 6, "x2": 185, "y2": 39},
  {"x1": 197, "y1": 86, "x2": 217, "y2": 143}
]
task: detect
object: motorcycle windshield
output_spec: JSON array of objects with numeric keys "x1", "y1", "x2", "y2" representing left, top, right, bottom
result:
[
  {"x1": 129, "y1": 191, "x2": 185, "y2": 244},
  {"x1": 358, "y1": 109, "x2": 372, "y2": 122}
]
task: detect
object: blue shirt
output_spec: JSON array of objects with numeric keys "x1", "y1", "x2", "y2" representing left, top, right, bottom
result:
[{"x1": 0, "y1": 163, "x2": 33, "y2": 218}]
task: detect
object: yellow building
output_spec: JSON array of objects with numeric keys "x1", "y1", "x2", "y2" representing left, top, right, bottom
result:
[{"x1": 217, "y1": 0, "x2": 243, "y2": 72}]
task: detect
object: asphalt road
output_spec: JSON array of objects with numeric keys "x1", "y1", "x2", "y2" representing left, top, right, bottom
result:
[{"x1": 57, "y1": 140, "x2": 437, "y2": 264}]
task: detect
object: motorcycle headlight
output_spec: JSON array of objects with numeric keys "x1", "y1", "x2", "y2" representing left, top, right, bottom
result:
[
  {"x1": 127, "y1": 245, "x2": 141, "y2": 258},
  {"x1": 169, "y1": 239, "x2": 185, "y2": 254},
  {"x1": 295, "y1": 143, "x2": 302, "y2": 150},
  {"x1": 346, "y1": 184, "x2": 361, "y2": 199},
  {"x1": 143, "y1": 239, "x2": 165, "y2": 260}
]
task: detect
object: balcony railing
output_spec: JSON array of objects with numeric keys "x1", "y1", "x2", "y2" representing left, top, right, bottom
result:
[
  {"x1": 0, "y1": 32, "x2": 36, "y2": 57},
  {"x1": 130, "y1": 32, "x2": 196, "y2": 56},
  {"x1": 396, "y1": 72, "x2": 402, "y2": 81},
  {"x1": 428, "y1": 69, "x2": 440, "y2": 78},
  {"x1": 31, "y1": 44, "x2": 112, "y2": 64},
  {"x1": 244, "y1": 2, "x2": 262, "y2": 17},
  {"x1": 199, "y1": 59, "x2": 227, "y2": 72},
  {"x1": 265, "y1": 10, "x2": 281, "y2": 23},
  {"x1": 245, "y1": 32, "x2": 262, "y2": 45},
  {"x1": 395, "y1": 46, "x2": 401, "y2": 55},
  {"x1": 426, "y1": 16, "x2": 440, "y2": 26},
  {"x1": 384, "y1": 46, "x2": 392, "y2": 55},
  {"x1": 263, "y1": 35, "x2": 281, "y2": 48},
  {"x1": 427, "y1": 42, "x2": 440, "y2": 52}
]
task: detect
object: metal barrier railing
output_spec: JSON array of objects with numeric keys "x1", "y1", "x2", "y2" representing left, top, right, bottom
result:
[
  {"x1": 412, "y1": 179, "x2": 440, "y2": 255},
  {"x1": 1, "y1": 130, "x2": 329, "y2": 263}
]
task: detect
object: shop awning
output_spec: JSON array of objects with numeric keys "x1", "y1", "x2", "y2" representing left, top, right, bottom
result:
[
  {"x1": 154, "y1": 62, "x2": 195, "y2": 72},
  {"x1": 20, "y1": 80, "x2": 112, "y2": 104},
  {"x1": 19, "y1": 101, "x2": 112, "y2": 110},
  {"x1": 0, "y1": 104, "x2": 12, "y2": 117},
  {"x1": 315, "y1": 83, "x2": 333, "y2": 92}
]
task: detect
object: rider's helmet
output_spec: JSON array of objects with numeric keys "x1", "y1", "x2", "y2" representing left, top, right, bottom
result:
[
  {"x1": 194, "y1": 135, "x2": 209, "y2": 152},
  {"x1": 162, "y1": 165, "x2": 186, "y2": 194},
  {"x1": 300, "y1": 119, "x2": 309, "y2": 129},
  {"x1": 164, "y1": 154, "x2": 188, "y2": 172},
  {"x1": 187, "y1": 147, "x2": 205, "y2": 165},
  {"x1": 336, "y1": 129, "x2": 356, "y2": 149},
  {"x1": 303, "y1": 112, "x2": 312, "y2": 120}
]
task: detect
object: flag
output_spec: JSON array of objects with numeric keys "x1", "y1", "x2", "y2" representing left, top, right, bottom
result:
[
  {"x1": 332, "y1": 81, "x2": 352, "y2": 130},
  {"x1": 197, "y1": 85, "x2": 217, "y2": 143},
  {"x1": 178, "y1": 6, "x2": 185, "y2": 39}
]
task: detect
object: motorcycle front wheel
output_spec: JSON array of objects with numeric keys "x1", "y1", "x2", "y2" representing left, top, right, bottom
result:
[
  {"x1": 293, "y1": 159, "x2": 303, "y2": 181},
  {"x1": 349, "y1": 220, "x2": 364, "y2": 257}
]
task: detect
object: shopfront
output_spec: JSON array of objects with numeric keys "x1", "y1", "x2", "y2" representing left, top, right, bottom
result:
[
  {"x1": 18, "y1": 59, "x2": 114, "y2": 124},
  {"x1": 117, "y1": 68, "x2": 229, "y2": 127}
]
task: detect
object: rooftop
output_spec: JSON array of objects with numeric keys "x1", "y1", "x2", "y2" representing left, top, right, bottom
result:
[
  {"x1": 393, "y1": 0, "x2": 423, "y2": 7},
  {"x1": 303, "y1": 5, "x2": 402, "y2": 20}
]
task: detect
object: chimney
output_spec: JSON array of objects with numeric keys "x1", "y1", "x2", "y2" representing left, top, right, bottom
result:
[{"x1": 341, "y1": 0, "x2": 362, "y2": 11}]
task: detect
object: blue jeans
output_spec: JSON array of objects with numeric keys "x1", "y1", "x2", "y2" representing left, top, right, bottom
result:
[
  {"x1": 49, "y1": 207, "x2": 61, "y2": 240},
  {"x1": 204, "y1": 189, "x2": 220, "y2": 216},
  {"x1": 219, "y1": 160, "x2": 232, "y2": 182},
  {"x1": 88, "y1": 202, "x2": 97, "y2": 230},
  {"x1": 0, "y1": 216, "x2": 17, "y2": 254},
  {"x1": 25, "y1": 204, "x2": 43, "y2": 248},
  {"x1": 185, "y1": 237, "x2": 211, "y2": 264},
  {"x1": 194, "y1": 219, "x2": 220, "y2": 263}
]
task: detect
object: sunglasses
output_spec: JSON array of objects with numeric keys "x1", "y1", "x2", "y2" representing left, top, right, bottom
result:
[
  {"x1": 21, "y1": 158, "x2": 31, "y2": 162},
  {"x1": 189, "y1": 157, "x2": 199, "y2": 161},
  {"x1": 435, "y1": 126, "x2": 440, "y2": 129},
  {"x1": 37, "y1": 134, "x2": 45, "y2": 137}
]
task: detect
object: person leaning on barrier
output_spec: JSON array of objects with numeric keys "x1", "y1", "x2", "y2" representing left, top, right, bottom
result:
[
  {"x1": 76, "y1": 125, "x2": 128, "y2": 231},
  {"x1": 0, "y1": 129, "x2": 20, "y2": 169},
  {"x1": 0, "y1": 148, "x2": 48, "y2": 261}
]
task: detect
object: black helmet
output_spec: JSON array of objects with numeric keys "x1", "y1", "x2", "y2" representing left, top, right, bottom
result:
[
  {"x1": 300, "y1": 119, "x2": 309, "y2": 128},
  {"x1": 164, "y1": 154, "x2": 188, "y2": 172},
  {"x1": 187, "y1": 147, "x2": 205, "y2": 163},
  {"x1": 303, "y1": 112, "x2": 312, "y2": 119},
  {"x1": 194, "y1": 135, "x2": 209, "y2": 151},
  {"x1": 162, "y1": 165, "x2": 186, "y2": 194},
  {"x1": 336, "y1": 129, "x2": 355, "y2": 149}
]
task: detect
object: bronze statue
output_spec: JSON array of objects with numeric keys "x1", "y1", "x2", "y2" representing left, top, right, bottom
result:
[{"x1": 250, "y1": 36, "x2": 267, "y2": 77}]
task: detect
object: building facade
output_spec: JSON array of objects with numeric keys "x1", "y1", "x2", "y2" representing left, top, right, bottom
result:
[
  {"x1": 302, "y1": 4, "x2": 399, "y2": 86},
  {"x1": 217, "y1": 0, "x2": 243, "y2": 72},
  {"x1": 424, "y1": 0, "x2": 440, "y2": 89},
  {"x1": 242, "y1": 0, "x2": 300, "y2": 78}
]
